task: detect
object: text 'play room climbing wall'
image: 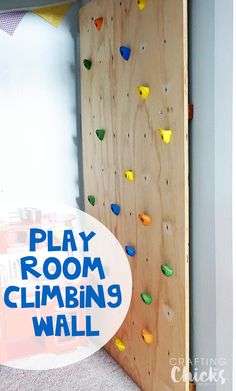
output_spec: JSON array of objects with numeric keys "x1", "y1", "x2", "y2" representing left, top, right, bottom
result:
[{"x1": 79, "y1": 0, "x2": 188, "y2": 390}]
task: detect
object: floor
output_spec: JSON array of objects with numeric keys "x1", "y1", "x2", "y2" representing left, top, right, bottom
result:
[{"x1": 0, "y1": 349, "x2": 140, "y2": 391}]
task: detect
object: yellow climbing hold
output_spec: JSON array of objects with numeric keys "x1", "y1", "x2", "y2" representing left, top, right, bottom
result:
[
  {"x1": 142, "y1": 328, "x2": 153, "y2": 344},
  {"x1": 115, "y1": 338, "x2": 126, "y2": 351},
  {"x1": 124, "y1": 170, "x2": 135, "y2": 181},
  {"x1": 137, "y1": 0, "x2": 146, "y2": 11},
  {"x1": 159, "y1": 129, "x2": 172, "y2": 144},
  {"x1": 137, "y1": 86, "x2": 150, "y2": 100}
]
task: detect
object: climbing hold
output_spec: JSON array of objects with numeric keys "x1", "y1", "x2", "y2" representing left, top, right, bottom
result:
[
  {"x1": 137, "y1": 86, "x2": 150, "y2": 100},
  {"x1": 141, "y1": 292, "x2": 152, "y2": 305},
  {"x1": 137, "y1": 0, "x2": 147, "y2": 10},
  {"x1": 115, "y1": 338, "x2": 126, "y2": 352},
  {"x1": 94, "y1": 17, "x2": 103, "y2": 31},
  {"x1": 111, "y1": 204, "x2": 121, "y2": 216},
  {"x1": 124, "y1": 170, "x2": 135, "y2": 181},
  {"x1": 96, "y1": 129, "x2": 105, "y2": 141},
  {"x1": 142, "y1": 328, "x2": 153, "y2": 344},
  {"x1": 138, "y1": 213, "x2": 151, "y2": 226},
  {"x1": 120, "y1": 46, "x2": 131, "y2": 61},
  {"x1": 83, "y1": 59, "x2": 92, "y2": 70},
  {"x1": 159, "y1": 129, "x2": 172, "y2": 144},
  {"x1": 88, "y1": 195, "x2": 95, "y2": 206},
  {"x1": 125, "y1": 245, "x2": 136, "y2": 257},
  {"x1": 161, "y1": 264, "x2": 174, "y2": 277}
]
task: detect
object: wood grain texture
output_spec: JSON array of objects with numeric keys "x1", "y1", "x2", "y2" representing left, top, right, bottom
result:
[{"x1": 79, "y1": 1, "x2": 189, "y2": 390}]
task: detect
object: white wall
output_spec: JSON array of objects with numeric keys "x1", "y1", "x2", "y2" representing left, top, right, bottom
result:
[
  {"x1": 0, "y1": 3, "x2": 79, "y2": 206},
  {"x1": 190, "y1": 0, "x2": 233, "y2": 389},
  {"x1": 189, "y1": 1, "x2": 216, "y2": 387},
  {"x1": 233, "y1": 1, "x2": 236, "y2": 387},
  {"x1": 215, "y1": 1, "x2": 233, "y2": 390}
]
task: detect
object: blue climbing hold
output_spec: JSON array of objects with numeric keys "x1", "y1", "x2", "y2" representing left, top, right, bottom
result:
[
  {"x1": 111, "y1": 203, "x2": 121, "y2": 216},
  {"x1": 120, "y1": 46, "x2": 131, "y2": 61},
  {"x1": 125, "y1": 245, "x2": 136, "y2": 257}
]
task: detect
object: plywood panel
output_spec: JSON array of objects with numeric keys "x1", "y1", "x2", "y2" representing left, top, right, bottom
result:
[{"x1": 79, "y1": 1, "x2": 188, "y2": 390}]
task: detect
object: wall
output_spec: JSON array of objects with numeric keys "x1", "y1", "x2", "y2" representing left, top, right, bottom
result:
[
  {"x1": 233, "y1": 1, "x2": 236, "y2": 388},
  {"x1": 190, "y1": 0, "x2": 233, "y2": 389},
  {"x1": 214, "y1": 1, "x2": 233, "y2": 390},
  {"x1": 189, "y1": 0, "x2": 216, "y2": 387},
  {"x1": 0, "y1": 0, "x2": 76, "y2": 12},
  {"x1": 0, "y1": 2, "x2": 79, "y2": 206}
]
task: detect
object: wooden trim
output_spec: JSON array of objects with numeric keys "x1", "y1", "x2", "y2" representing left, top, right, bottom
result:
[{"x1": 188, "y1": 104, "x2": 194, "y2": 120}]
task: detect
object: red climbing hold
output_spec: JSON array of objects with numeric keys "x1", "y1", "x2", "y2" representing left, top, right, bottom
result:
[{"x1": 94, "y1": 17, "x2": 103, "y2": 31}]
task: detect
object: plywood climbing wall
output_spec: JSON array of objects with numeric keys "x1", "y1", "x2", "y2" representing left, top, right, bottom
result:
[{"x1": 79, "y1": 0, "x2": 189, "y2": 390}]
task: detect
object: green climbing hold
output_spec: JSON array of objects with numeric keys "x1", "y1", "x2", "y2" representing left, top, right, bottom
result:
[
  {"x1": 161, "y1": 264, "x2": 174, "y2": 277},
  {"x1": 83, "y1": 59, "x2": 92, "y2": 70},
  {"x1": 141, "y1": 292, "x2": 152, "y2": 305},
  {"x1": 96, "y1": 129, "x2": 105, "y2": 141},
  {"x1": 88, "y1": 195, "x2": 95, "y2": 206}
]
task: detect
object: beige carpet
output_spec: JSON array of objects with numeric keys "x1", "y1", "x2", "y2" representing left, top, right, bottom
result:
[{"x1": 0, "y1": 349, "x2": 140, "y2": 391}]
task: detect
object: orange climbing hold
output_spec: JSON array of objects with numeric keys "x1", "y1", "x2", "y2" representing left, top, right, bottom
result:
[
  {"x1": 138, "y1": 213, "x2": 151, "y2": 226},
  {"x1": 94, "y1": 17, "x2": 103, "y2": 31},
  {"x1": 142, "y1": 328, "x2": 153, "y2": 344}
]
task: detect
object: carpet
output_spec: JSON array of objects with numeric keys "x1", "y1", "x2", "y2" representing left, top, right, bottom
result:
[{"x1": 0, "y1": 349, "x2": 140, "y2": 391}]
